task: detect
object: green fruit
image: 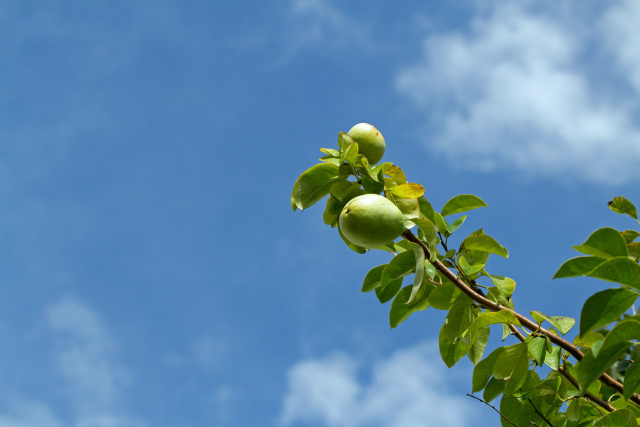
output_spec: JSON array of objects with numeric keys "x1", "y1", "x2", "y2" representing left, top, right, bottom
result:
[
  {"x1": 347, "y1": 123, "x2": 385, "y2": 164},
  {"x1": 339, "y1": 194, "x2": 405, "y2": 249}
]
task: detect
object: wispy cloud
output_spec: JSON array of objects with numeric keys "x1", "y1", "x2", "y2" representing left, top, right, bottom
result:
[
  {"x1": 0, "y1": 294, "x2": 143, "y2": 427},
  {"x1": 274, "y1": 0, "x2": 374, "y2": 62},
  {"x1": 47, "y1": 295, "x2": 131, "y2": 419},
  {"x1": 279, "y1": 342, "x2": 478, "y2": 427},
  {"x1": 395, "y1": 1, "x2": 640, "y2": 184}
]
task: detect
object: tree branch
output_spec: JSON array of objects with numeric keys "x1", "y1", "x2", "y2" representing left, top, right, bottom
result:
[{"x1": 402, "y1": 229, "x2": 640, "y2": 409}]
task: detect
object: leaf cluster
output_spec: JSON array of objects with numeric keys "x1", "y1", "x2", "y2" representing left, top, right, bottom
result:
[{"x1": 292, "y1": 129, "x2": 640, "y2": 425}]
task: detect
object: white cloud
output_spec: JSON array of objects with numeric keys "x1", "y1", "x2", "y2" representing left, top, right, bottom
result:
[
  {"x1": 0, "y1": 295, "x2": 143, "y2": 427},
  {"x1": 277, "y1": 0, "x2": 373, "y2": 61},
  {"x1": 279, "y1": 342, "x2": 477, "y2": 427},
  {"x1": 395, "y1": 1, "x2": 640, "y2": 184},
  {"x1": 47, "y1": 295, "x2": 129, "y2": 417}
]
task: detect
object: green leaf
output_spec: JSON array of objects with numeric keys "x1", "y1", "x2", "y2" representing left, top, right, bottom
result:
[
  {"x1": 418, "y1": 196, "x2": 435, "y2": 223},
  {"x1": 588, "y1": 256, "x2": 640, "y2": 290},
  {"x1": 340, "y1": 140, "x2": 358, "y2": 165},
  {"x1": 374, "y1": 278, "x2": 403, "y2": 304},
  {"x1": 592, "y1": 408, "x2": 638, "y2": 427},
  {"x1": 442, "y1": 302, "x2": 476, "y2": 342},
  {"x1": 412, "y1": 218, "x2": 439, "y2": 251},
  {"x1": 623, "y1": 355, "x2": 640, "y2": 400},
  {"x1": 572, "y1": 227, "x2": 628, "y2": 259},
  {"x1": 381, "y1": 250, "x2": 416, "y2": 288},
  {"x1": 528, "y1": 337, "x2": 547, "y2": 366},
  {"x1": 484, "y1": 377, "x2": 504, "y2": 403},
  {"x1": 493, "y1": 342, "x2": 529, "y2": 396},
  {"x1": 291, "y1": 163, "x2": 340, "y2": 211},
  {"x1": 461, "y1": 235, "x2": 509, "y2": 258},
  {"x1": 394, "y1": 197, "x2": 420, "y2": 221},
  {"x1": 433, "y1": 212, "x2": 450, "y2": 236},
  {"x1": 338, "y1": 132, "x2": 354, "y2": 151},
  {"x1": 361, "y1": 264, "x2": 387, "y2": 292},
  {"x1": 428, "y1": 281, "x2": 461, "y2": 310},
  {"x1": 448, "y1": 215, "x2": 466, "y2": 234},
  {"x1": 389, "y1": 284, "x2": 434, "y2": 328},
  {"x1": 472, "y1": 347, "x2": 504, "y2": 392},
  {"x1": 439, "y1": 322, "x2": 469, "y2": 368},
  {"x1": 566, "y1": 399, "x2": 581, "y2": 422},
  {"x1": 485, "y1": 274, "x2": 516, "y2": 298},
  {"x1": 387, "y1": 183, "x2": 425, "y2": 199},
  {"x1": 622, "y1": 230, "x2": 640, "y2": 244},
  {"x1": 441, "y1": 194, "x2": 488, "y2": 217},
  {"x1": 320, "y1": 147, "x2": 340, "y2": 157},
  {"x1": 465, "y1": 311, "x2": 520, "y2": 336},
  {"x1": 384, "y1": 164, "x2": 406, "y2": 185},
  {"x1": 544, "y1": 346, "x2": 561, "y2": 370},
  {"x1": 361, "y1": 174, "x2": 385, "y2": 194},
  {"x1": 323, "y1": 195, "x2": 342, "y2": 226},
  {"x1": 459, "y1": 233, "x2": 490, "y2": 276},
  {"x1": 608, "y1": 196, "x2": 638, "y2": 220},
  {"x1": 530, "y1": 311, "x2": 575, "y2": 335},
  {"x1": 406, "y1": 242, "x2": 426, "y2": 304},
  {"x1": 577, "y1": 319, "x2": 640, "y2": 392},
  {"x1": 580, "y1": 288, "x2": 638, "y2": 335},
  {"x1": 467, "y1": 325, "x2": 490, "y2": 366},
  {"x1": 593, "y1": 318, "x2": 640, "y2": 357},
  {"x1": 552, "y1": 256, "x2": 605, "y2": 279}
]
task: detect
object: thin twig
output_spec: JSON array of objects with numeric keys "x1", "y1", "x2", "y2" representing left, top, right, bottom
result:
[
  {"x1": 527, "y1": 398, "x2": 554, "y2": 427},
  {"x1": 467, "y1": 394, "x2": 518, "y2": 426}
]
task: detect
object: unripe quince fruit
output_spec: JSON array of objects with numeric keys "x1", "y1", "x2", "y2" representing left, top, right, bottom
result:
[
  {"x1": 347, "y1": 123, "x2": 385, "y2": 164},
  {"x1": 339, "y1": 194, "x2": 405, "y2": 249}
]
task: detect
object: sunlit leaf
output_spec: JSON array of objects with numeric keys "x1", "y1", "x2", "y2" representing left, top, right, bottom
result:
[
  {"x1": 485, "y1": 274, "x2": 516, "y2": 298},
  {"x1": 361, "y1": 264, "x2": 387, "y2": 292},
  {"x1": 577, "y1": 319, "x2": 640, "y2": 392},
  {"x1": 608, "y1": 196, "x2": 638, "y2": 220},
  {"x1": 441, "y1": 194, "x2": 488, "y2": 217},
  {"x1": 381, "y1": 250, "x2": 416, "y2": 288},
  {"x1": 552, "y1": 256, "x2": 605, "y2": 279},
  {"x1": 320, "y1": 147, "x2": 340, "y2": 157},
  {"x1": 573, "y1": 227, "x2": 628, "y2": 259},
  {"x1": 387, "y1": 183, "x2": 424, "y2": 199},
  {"x1": 588, "y1": 256, "x2": 640, "y2": 290},
  {"x1": 467, "y1": 325, "x2": 490, "y2": 366},
  {"x1": 465, "y1": 311, "x2": 520, "y2": 336},
  {"x1": 340, "y1": 141, "x2": 358, "y2": 165},
  {"x1": 406, "y1": 243, "x2": 426, "y2": 304},
  {"x1": 484, "y1": 377, "x2": 504, "y2": 403},
  {"x1": 389, "y1": 284, "x2": 435, "y2": 328},
  {"x1": 384, "y1": 164, "x2": 406, "y2": 185},
  {"x1": 374, "y1": 278, "x2": 403, "y2": 304},
  {"x1": 528, "y1": 337, "x2": 546, "y2": 366},
  {"x1": 448, "y1": 215, "x2": 466, "y2": 233},
  {"x1": 530, "y1": 311, "x2": 575, "y2": 335},
  {"x1": 592, "y1": 408, "x2": 638, "y2": 427},
  {"x1": 338, "y1": 132, "x2": 354, "y2": 151},
  {"x1": 428, "y1": 281, "x2": 461, "y2": 310},
  {"x1": 621, "y1": 230, "x2": 640, "y2": 244},
  {"x1": 418, "y1": 196, "x2": 435, "y2": 223},
  {"x1": 580, "y1": 288, "x2": 638, "y2": 335},
  {"x1": 439, "y1": 322, "x2": 469, "y2": 368},
  {"x1": 493, "y1": 342, "x2": 529, "y2": 395},
  {"x1": 461, "y1": 234, "x2": 509, "y2": 258},
  {"x1": 291, "y1": 163, "x2": 339, "y2": 211},
  {"x1": 472, "y1": 347, "x2": 504, "y2": 392}
]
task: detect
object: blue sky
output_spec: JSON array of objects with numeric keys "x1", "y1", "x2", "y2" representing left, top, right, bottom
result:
[{"x1": 1, "y1": 1, "x2": 640, "y2": 426}]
